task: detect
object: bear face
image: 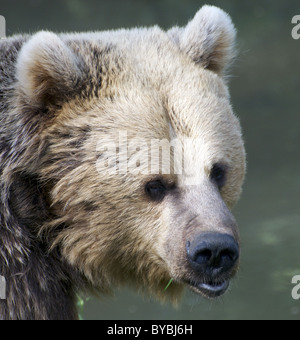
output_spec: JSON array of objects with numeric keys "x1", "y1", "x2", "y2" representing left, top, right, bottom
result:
[{"x1": 4, "y1": 5, "x2": 245, "y2": 312}]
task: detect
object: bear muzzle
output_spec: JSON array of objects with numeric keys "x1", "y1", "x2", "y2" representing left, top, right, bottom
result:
[{"x1": 185, "y1": 232, "x2": 239, "y2": 298}]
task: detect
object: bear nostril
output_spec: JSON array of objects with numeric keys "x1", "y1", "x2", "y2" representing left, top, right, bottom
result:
[
  {"x1": 219, "y1": 249, "x2": 238, "y2": 263},
  {"x1": 194, "y1": 249, "x2": 212, "y2": 265}
]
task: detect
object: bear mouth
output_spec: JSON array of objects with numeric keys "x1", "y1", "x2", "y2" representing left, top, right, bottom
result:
[{"x1": 188, "y1": 279, "x2": 230, "y2": 298}]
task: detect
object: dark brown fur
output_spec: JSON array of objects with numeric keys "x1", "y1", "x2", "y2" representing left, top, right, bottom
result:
[{"x1": 0, "y1": 37, "x2": 86, "y2": 320}]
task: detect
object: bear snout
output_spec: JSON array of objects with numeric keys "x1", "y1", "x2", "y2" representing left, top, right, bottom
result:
[
  {"x1": 186, "y1": 232, "x2": 239, "y2": 274},
  {"x1": 185, "y1": 232, "x2": 239, "y2": 297}
]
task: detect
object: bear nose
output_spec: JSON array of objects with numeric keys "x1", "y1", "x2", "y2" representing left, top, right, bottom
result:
[{"x1": 186, "y1": 233, "x2": 239, "y2": 276}]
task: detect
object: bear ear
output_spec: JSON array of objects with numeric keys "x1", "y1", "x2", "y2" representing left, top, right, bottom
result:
[
  {"x1": 16, "y1": 31, "x2": 84, "y2": 107},
  {"x1": 169, "y1": 5, "x2": 237, "y2": 75}
]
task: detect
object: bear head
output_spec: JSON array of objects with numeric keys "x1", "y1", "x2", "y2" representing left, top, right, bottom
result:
[{"x1": 14, "y1": 5, "x2": 245, "y2": 303}]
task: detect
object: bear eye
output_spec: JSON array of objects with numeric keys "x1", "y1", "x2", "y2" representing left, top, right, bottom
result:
[
  {"x1": 210, "y1": 163, "x2": 227, "y2": 188},
  {"x1": 145, "y1": 180, "x2": 167, "y2": 202}
]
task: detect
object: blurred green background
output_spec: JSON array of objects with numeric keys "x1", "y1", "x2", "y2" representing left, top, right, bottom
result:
[{"x1": 1, "y1": 0, "x2": 300, "y2": 320}]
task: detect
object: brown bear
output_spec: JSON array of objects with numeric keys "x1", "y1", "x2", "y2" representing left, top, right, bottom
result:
[{"x1": 0, "y1": 5, "x2": 246, "y2": 320}]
